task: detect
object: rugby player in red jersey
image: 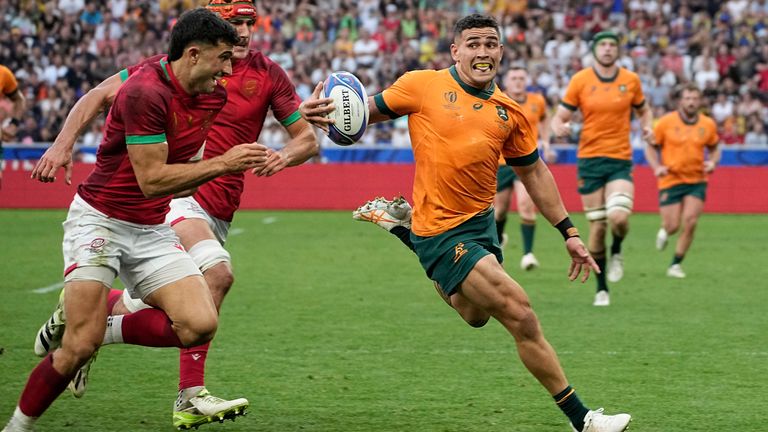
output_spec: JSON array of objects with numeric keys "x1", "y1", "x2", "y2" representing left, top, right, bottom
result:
[
  {"x1": 30, "y1": 1, "x2": 319, "y2": 429},
  {"x1": 4, "y1": 9, "x2": 275, "y2": 432}
]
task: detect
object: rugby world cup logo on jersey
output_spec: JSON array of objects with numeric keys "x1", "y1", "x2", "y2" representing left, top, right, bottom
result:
[
  {"x1": 442, "y1": 91, "x2": 460, "y2": 110},
  {"x1": 619, "y1": 84, "x2": 627, "y2": 94},
  {"x1": 244, "y1": 80, "x2": 259, "y2": 97}
]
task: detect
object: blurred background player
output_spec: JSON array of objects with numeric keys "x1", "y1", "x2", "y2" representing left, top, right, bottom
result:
[
  {"x1": 0, "y1": 63, "x2": 26, "y2": 187},
  {"x1": 30, "y1": 1, "x2": 319, "y2": 429},
  {"x1": 551, "y1": 31, "x2": 653, "y2": 307},
  {"x1": 495, "y1": 66, "x2": 556, "y2": 271},
  {"x1": 645, "y1": 83, "x2": 720, "y2": 279},
  {"x1": 302, "y1": 14, "x2": 631, "y2": 432},
  {"x1": 2, "y1": 9, "x2": 272, "y2": 432}
]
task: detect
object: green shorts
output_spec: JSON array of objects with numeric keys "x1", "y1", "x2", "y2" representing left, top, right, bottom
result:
[
  {"x1": 410, "y1": 208, "x2": 503, "y2": 296},
  {"x1": 659, "y1": 182, "x2": 707, "y2": 206},
  {"x1": 497, "y1": 165, "x2": 517, "y2": 192},
  {"x1": 577, "y1": 157, "x2": 633, "y2": 194}
]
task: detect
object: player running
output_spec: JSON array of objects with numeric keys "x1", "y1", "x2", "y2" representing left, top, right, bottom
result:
[
  {"x1": 551, "y1": 31, "x2": 653, "y2": 306},
  {"x1": 645, "y1": 83, "x2": 720, "y2": 278},
  {"x1": 29, "y1": 1, "x2": 318, "y2": 429}
]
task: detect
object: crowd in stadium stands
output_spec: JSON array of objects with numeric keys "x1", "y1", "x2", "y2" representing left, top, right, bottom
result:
[{"x1": 1, "y1": 0, "x2": 768, "y2": 152}]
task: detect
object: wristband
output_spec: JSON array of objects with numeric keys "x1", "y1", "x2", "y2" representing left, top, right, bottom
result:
[
  {"x1": 9, "y1": 118, "x2": 20, "y2": 127},
  {"x1": 555, "y1": 217, "x2": 579, "y2": 240}
]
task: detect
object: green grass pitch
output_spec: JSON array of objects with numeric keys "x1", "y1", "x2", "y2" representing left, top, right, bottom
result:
[{"x1": 0, "y1": 210, "x2": 766, "y2": 431}]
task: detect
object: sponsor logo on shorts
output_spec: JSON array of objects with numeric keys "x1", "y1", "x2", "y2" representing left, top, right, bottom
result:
[
  {"x1": 88, "y1": 238, "x2": 106, "y2": 254},
  {"x1": 454, "y1": 242, "x2": 468, "y2": 263}
]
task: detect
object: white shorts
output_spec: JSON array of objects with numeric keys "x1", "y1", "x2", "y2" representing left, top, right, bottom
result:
[
  {"x1": 166, "y1": 196, "x2": 230, "y2": 245},
  {"x1": 63, "y1": 195, "x2": 202, "y2": 300}
]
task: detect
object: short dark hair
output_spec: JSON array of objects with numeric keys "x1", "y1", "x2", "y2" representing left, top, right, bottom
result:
[
  {"x1": 675, "y1": 82, "x2": 702, "y2": 98},
  {"x1": 453, "y1": 14, "x2": 500, "y2": 41},
  {"x1": 168, "y1": 8, "x2": 238, "y2": 61}
]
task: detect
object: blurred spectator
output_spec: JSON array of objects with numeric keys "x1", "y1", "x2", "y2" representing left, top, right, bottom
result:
[{"x1": 0, "y1": 0, "x2": 766, "y2": 149}]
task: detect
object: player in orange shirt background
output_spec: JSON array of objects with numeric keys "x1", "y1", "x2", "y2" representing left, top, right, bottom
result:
[
  {"x1": 644, "y1": 83, "x2": 719, "y2": 279},
  {"x1": 551, "y1": 31, "x2": 654, "y2": 307},
  {"x1": 0, "y1": 64, "x2": 27, "y2": 187},
  {"x1": 494, "y1": 66, "x2": 556, "y2": 271}
]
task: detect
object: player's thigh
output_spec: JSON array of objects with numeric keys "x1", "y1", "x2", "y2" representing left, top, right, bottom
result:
[
  {"x1": 659, "y1": 202, "x2": 682, "y2": 231},
  {"x1": 681, "y1": 194, "x2": 705, "y2": 225},
  {"x1": 580, "y1": 187, "x2": 606, "y2": 213},
  {"x1": 144, "y1": 274, "x2": 217, "y2": 328},
  {"x1": 514, "y1": 180, "x2": 536, "y2": 219},
  {"x1": 62, "y1": 280, "x2": 109, "y2": 353},
  {"x1": 459, "y1": 254, "x2": 531, "y2": 318},
  {"x1": 605, "y1": 178, "x2": 634, "y2": 199}
]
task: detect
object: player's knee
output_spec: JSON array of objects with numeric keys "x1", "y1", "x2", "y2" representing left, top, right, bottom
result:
[
  {"x1": 512, "y1": 306, "x2": 541, "y2": 341},
  {"x1": 60, "y1": 337, "x2": 100, "y2": 364},
  {"x1": 181, "y1": 315, "x2": 218, "y2": 347},
  {"x1": 465, "y1": 316, "x2": 490, "y2": 328},
  {"x1": 683, "y1": 214, "x2": 699, "y2": 230},
  {"x1": 204, "y1": 263, "x2": 234, "y2": 303},
  {"x1": 606, "y1": 192, "x2": 633, "y2": 218}
]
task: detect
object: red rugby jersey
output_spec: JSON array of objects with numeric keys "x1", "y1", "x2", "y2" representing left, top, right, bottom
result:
[{"x1": 79, "y1": 58, "x2": 227, "y2": 224}]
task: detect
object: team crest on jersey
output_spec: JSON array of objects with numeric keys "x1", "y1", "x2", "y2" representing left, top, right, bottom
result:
[
  {"x1": 244, "y1": 80, "x2": 259, "y2": 97},
  {"x1": 496, "y1": 106, "x2": 509, "y2": 121},
  {"x1": 619, "y1": 84, "x2": 627, "y2": 94},
  {"x1": 444, "y1": 91, "x2": 457, "y2": 104},
  {"x1": 473, "y1": 102, "x2": 483, "y2": 110}
]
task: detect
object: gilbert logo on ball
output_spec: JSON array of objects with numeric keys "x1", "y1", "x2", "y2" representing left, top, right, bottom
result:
[{"x1": 323, "y1": 71, "x2": 369, "y2": 146}]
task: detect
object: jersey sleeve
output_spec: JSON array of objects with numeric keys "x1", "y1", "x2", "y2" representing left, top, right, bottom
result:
[
  {"x1": 631, "y1": 73, "x2": 646, "y2": 108},
  {"x1": 373, "y1": 70, "x2": 430, "y2": 119},
  {"x1": 267, "y1": 62, "x2": 302, "y2": 127},
  {"x1": 0, "y1": 65, "x2": 18, "y2": 95},
  {"x1": 504, "y1": 108, "x2": 540, "y2": 166},
  {"x1": 119, "y1": 80, "x2": 169, "y2": 145},
  {"x1": 560, "y1": 74, "x2": 581, "y2": 111}
]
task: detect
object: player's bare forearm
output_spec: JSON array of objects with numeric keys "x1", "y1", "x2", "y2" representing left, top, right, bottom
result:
[
  {"x1": 551, "y1": 105, "x2": 573, "y2": 137},
  {"x1": 513, "y1": 160, "x2": 568, "y2": 225},
  {"x1": 644, "y1": 143, "x2": 660, "y2": 171},
  {"x1": 367, "y1": 95, "x2": 393, "y2": 124},
  {"x1": 283, "y1": 119, "x2": 319, "y2": 166},
  {"x1": 128, "y1": 142, "x2": 269, "y2": 197}
]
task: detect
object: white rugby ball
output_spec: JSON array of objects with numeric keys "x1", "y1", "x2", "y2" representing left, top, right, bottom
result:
[{"x1": 323, "y1": 71, "x2": 369, "y2": 146}]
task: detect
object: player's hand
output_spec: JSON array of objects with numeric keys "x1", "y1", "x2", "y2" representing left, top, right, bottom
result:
[
  {"x1": 31, "y1": 143, "x2": 74, "y2": 184},
  {"x1": 642, "y1": 126, "x2": 654, "y2": 144},
  {"x1": 552, "y1": 121, "x2": 571, "y2": 138},
  {"x1": 221, "y1": 143, "x2": 270, "y2": 173},
  {"x1": 703, "y1": 160, "x2": 716, "y2": 173},
  {"x1": 299, "y1": 81, "x2": 335, "y2": 133},
  {"x1": 564, "y1": 236, "x2": 599, "y2": 283},
  {"x1": 653, "y1": 165, "x2": 669, "y2": 177},
  {"x1": 252, "y1": 148, "x2": 290, "y2": 177}
]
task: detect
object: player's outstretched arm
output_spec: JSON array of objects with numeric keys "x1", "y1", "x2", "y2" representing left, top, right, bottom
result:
[
  {"x1": 127, "y1": 142, "x2": 270, "y2": 198},
  {"x1": 514, "y1": 159, "x2": 599, "y2": 282},
  {"x1": 31, "y1": 72, "x2": 123, "y2": 184},
  {"x1": 253, "y1": 118, "x2": 319, "y2": 177}
]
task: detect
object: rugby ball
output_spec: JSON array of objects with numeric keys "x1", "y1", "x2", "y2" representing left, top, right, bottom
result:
[{"x1": 323, "y1": 71, "x2": 369, "y2": 146}]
